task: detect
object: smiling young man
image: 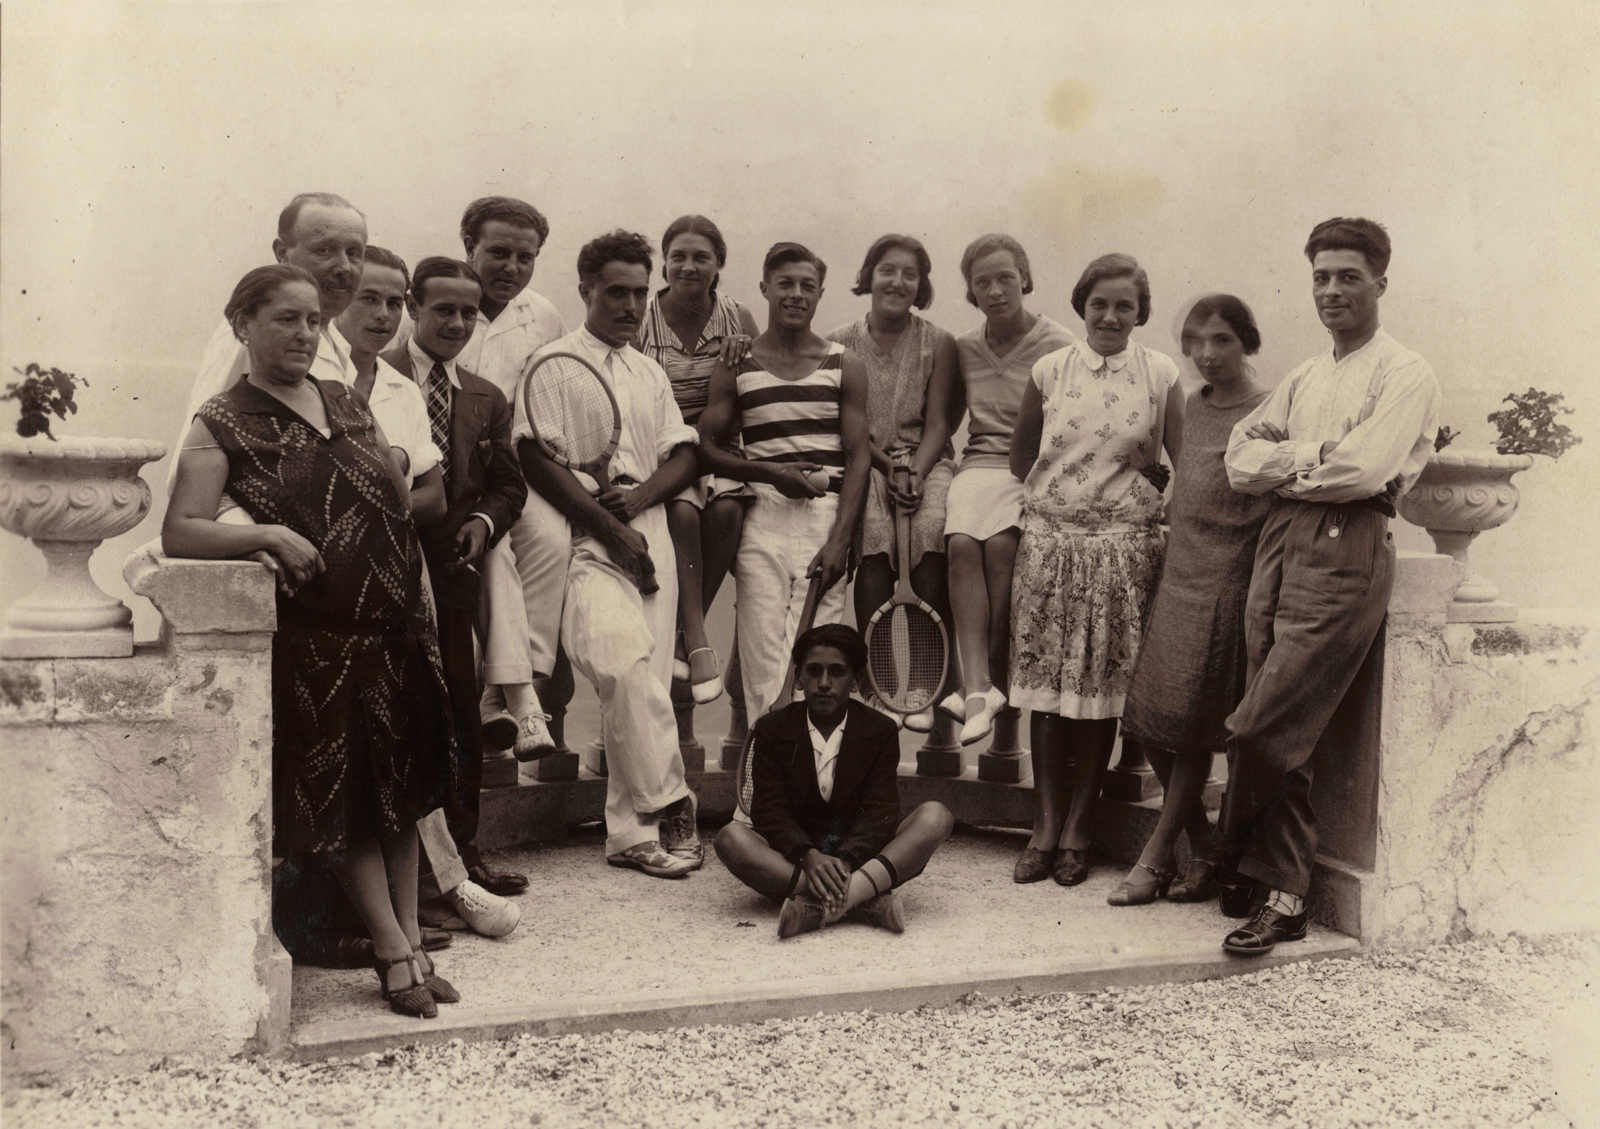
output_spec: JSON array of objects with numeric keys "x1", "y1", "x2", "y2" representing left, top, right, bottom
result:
[
  {"x1": 445, "y1": 199, "x2": 572, "y2": 767},
  {"x1": 1220, "y1": 217, "x2": 1440, "y2": 955},
  {"x1": 696, "y1": 242, "x2": 871, "y2": 725},
  {"x1": 515, "y1": 230, "x2": 703, "y2": 878},
  {"x1": 714, "y1": 623, "x2": 954, "y2": 937},
  {"x1": 380, "y1": 258, "x2": 528, "y2": 903}
]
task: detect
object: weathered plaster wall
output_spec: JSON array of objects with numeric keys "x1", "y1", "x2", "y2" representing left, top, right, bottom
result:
[
  {"x1": 1372, "y1": 616, "x2": 1600, "y2": 945},
  {"x1": 1, "y1": 555, "x2": 285, "y2": 1080}
]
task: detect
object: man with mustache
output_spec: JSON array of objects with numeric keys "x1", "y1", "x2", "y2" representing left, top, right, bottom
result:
[
  {"x1": 1220, "y1": 217, "x2": 1440, "y2": 955},
  {"x1": 381, "y1": 257, "x2": 528, "y2": 908},
  {"x1": 516, "y1": 230, "x2": 701, "y2": 878},
  {"x1": 696, "y1": 242, "x2": 871, "y2": 726}
]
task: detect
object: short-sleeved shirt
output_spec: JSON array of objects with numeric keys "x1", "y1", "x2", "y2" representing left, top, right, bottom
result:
[
  {"x1": 636, "y1": 291, "x2": 747, "y2": 426},
  {"x1": 955, "y1": 315, "x2": 1076, "y2": 471},
  {"x1": 1023, "y1": 339, "x2": 1180, "y2": 531},
  {"x1": 514, "y1": 326, "x2": 697, "y2": 491}
]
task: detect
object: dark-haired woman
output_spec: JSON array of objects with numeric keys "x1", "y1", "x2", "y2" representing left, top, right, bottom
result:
[
  {"x1": 1009, "y1": 253, "x2": 1183, "y2": 887},
  {"x1": 1110, "y1": 294, "x2": 1271, "y2": 905},
  {"x1": 636, "y1": 214, "x2": 759, "y2": 704},
  {"x1": 165, "y1": 265, "x2": 457, "y2": 1018},
  {"x1": 826, "y1": 234, "x2": 959, "y2": 730}
]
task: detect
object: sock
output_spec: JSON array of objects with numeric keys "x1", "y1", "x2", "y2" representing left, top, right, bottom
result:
[
  {"x1": 784, "y1": 864, "x2": 804, "y2": 898},
  {"x1": 1265, "y1": 889, "x2": 1304, "y2": 916},
  {"x1": 844, "y1": 856, "x2": 896, "y2": 911},
  {"x1": 501, "y1": 682, "x2": 540, "y2": 719}
]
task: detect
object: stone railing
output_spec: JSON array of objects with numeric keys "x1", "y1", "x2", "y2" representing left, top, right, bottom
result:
[
  {"x1": 3, "y1": 544, "x2": 1596, "y2": 1080},
  {"x1": 1, "y1": 548, "x2": 286, "y2": 1080}
]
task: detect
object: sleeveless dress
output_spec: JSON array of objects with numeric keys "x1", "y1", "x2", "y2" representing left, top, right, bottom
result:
[
  {"x1": 196, "y1": 377, "x2": 456, "y2": 855},
  {"x1": 1008, "y1": 340, "x2": 1179, "y2": 719},
  {"x1": 826, "y1": 313, "x2": 955, "y2": 569},
  {"x1": 1121, "y1": 384, "x2": 1272, "y2": 753},
  {"x1": 637, "y1": 290, "x2": 751, "y2": 508}
]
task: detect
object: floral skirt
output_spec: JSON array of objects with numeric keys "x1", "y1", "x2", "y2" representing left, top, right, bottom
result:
[{"x1": 1008, "y1": 523, "x2": 1165, "y2": 720}]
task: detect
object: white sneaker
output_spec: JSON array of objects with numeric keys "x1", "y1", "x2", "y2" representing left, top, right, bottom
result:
[
  {"x1": 513, "y1": 711, "x2": 557, "y2": 762},
  {"x1": 935, "y1": 691, "x2": 966, "y2": 720},
  {"x1": 959, "y1": 686, "x2": 1008, "y2": 746},
  {"x1": 904, "y1": 706, "x2": 936, "y2": 733},
  {"x1": 449, "y1": 879, "x2": 522, "y2": 938}
]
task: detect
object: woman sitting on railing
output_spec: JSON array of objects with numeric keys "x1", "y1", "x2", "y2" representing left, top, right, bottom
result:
[{"x1": 164, "y1": 264, "x2": 458, "y2": 1020}]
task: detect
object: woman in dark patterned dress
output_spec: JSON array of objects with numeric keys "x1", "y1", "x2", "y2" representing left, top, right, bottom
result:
[
  {"x1": 1111, "y1": 294, "x2": 1272, "y2": 905},
  {"x1": 164, "y1": 265, "x2": 457, "y2": 1019}
]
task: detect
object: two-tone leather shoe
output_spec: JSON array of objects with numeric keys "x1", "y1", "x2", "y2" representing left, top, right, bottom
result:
[
  {"x1": 1222, "y1": 904, "x2": 1308, "y2": 956},
  {"x1": 468, "y1": 862, "x2": 529, "y2": 897}
]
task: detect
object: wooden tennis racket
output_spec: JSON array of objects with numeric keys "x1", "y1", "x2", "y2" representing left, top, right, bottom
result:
[
  {"x1": 734, "y1": 573, "x2": 826, "y2": 820},
  {"x1": 863, "y1": 461, "x2": 950, "y2": 715},
  {"x1": 520, "y1": 350, "x2": 657, "y2": 594}
]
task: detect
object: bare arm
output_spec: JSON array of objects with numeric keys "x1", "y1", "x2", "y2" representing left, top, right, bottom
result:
[
  {"x1": 892, "y1": 331, "x2": 959, "y2": 510},
  {"x1": 1010, "y1": 378, "x2": 1045, "y2": 481},
  {"x1": 517, "y1": 437, "x2": 654, "y2": 585},
  {"x1": 162, "y1": 418, "x2": 324, "y2": 591},
  {"x1": 695, "y1": 362, "x2": 824, "y2": 497},
  {"x1": 1162, "y1": 378, "x2": 1185, "y2": 466}
]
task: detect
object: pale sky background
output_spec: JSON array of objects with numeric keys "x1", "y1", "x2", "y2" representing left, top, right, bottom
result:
[{"x1": 3, "y1": 0, "x2": 1598, "y2": 635}]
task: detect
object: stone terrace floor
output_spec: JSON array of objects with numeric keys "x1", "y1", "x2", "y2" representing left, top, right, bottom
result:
[{"x1": 290, "y1": 825, "x2": 1356, "y2": 1059}]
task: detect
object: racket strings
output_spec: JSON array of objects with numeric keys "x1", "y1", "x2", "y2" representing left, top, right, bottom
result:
[
  {"x1": 868, "y1": 606, "x2": 947, "y2": 711},
  {"x1": 526, "y1": 356, "x2": 616, "y2": 464}
]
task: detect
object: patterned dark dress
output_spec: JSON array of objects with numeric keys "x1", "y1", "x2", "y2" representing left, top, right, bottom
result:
[
  {"x1": 1120, "y1": 384, "x2": 1272, "y2": 754},
  {"x1": 197, "y1": 377, "x2": 456, "y2": 855}
]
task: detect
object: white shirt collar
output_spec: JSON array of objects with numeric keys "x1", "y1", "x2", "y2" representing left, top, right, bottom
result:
[
  {"x1": 1083, "y1": 342, "x2": 1130, "y2": 373},
  {"x1": 576, "y1": 325, "x2": 633, "y2": 367},
  {"x1": 806, "y1": 708, "x2": 847, "y2": 801},
  {"x1": 407, "y1": 336, "x2": 463, "y2": 390}
]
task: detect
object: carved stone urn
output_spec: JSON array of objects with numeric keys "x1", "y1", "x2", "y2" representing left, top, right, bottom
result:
[
  {"x1": 1397, "y1": 449, "x2": 1534, "y2": 622},
  {"x1": 0, "y1": 435, "x2": 167, "y2": 657}
]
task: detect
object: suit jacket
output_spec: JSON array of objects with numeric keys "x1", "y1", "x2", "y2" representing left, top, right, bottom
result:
[
  {"x1": 382, "y1": 345, "x2": 526, "y2": 607},
  {"x1": 750, "y1": 700, "x2": 901, "y2": 868}
]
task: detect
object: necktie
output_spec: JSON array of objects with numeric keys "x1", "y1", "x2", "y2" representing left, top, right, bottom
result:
[{"x1": 426, "y1": 361, "x2": 452, "y2": 481}]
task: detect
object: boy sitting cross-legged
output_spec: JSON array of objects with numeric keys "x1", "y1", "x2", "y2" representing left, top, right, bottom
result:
[{"x1": 715, "y1": 623, "x2": 954, "y2": 937}]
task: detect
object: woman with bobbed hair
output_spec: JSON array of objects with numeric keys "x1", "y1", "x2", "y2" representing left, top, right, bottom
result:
[
  {"x1": 1008, "y1": 252, "x2": 1184, "y2": 886},
  {"x1": 635, "y1": 214, "x2": 760, "y2": 704},
  {"x1": 826, "y1": 233, "x2": 959, "y2": 730},
  {"x1": 1110, "y1": 293, "x2": 1271, "y2": 905},
  {"x1": 164, "y1": 264, "x2": 458, "y2": 1018},
  {"x1": 942, "y1": 234, "x2": 1076, "y2": 745}
]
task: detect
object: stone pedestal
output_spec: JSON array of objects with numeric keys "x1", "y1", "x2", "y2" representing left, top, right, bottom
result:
[
  {"x1": 482, "y1": 747, "x2": 520, "y2": 789},
  {"x1": 720, "y1": 640, "x2": 748, "y2": 771},
  {"x1": 671, "y1": 676, "x2": 707, "y2": 773},
  {"x1": 1, "y1": 549, "x2": 286, "y2": 1080},
  {"x1": 1101, "y1": 735, "x2": 1161, "y2": 801},
  {"x1": 915, "y1": 711, "x2": 963, "y2": 777},
  {"x1": 533, "y1": 659, "x2": 579, "y2": 781},
  {"x1": 978, "y1": 706, "x2": 1026, "y2": 783}
]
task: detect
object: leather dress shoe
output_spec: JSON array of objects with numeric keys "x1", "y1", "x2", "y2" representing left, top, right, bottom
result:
[
  {"x1": 1052, "y1": 847, "x2": 1090, "y2": 886},
  {"x1": 1217, "y1": 873, "x2": 1261, "y2": 919},
  {"x1": 607, "y1": 840, "x2": 693, "y2": 879},
  {"x1": 1166, "y1": 857, "x2": 1219, "y2": 903},
  {"x1": 658, "y1": 794, "x2": 704, "y2": 868},
  {"x1": 1013, "y1": 847, "x2": 1056, "y2": 884},
  {"x1": 1223, "y1": 903, "x2": 1308, "y2": 956},
  {"x1": 468, "y1": 862, "x2": 529, "y2": 896}
]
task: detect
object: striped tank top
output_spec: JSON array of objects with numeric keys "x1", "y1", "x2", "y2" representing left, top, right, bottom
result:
[
  {"x1": 735, "y1": 342, "x2": 845, "y2": 494},
  {"x1": 635, "y1": 291, "x2": 745, "y2": 426}
]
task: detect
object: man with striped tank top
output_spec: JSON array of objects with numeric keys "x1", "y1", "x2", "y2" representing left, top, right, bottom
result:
[{"x1": 698, "y1": 242, "x2": 871, "y2": 724}]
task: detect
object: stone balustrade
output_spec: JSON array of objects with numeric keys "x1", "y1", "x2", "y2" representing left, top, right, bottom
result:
[{"x1": 3, "y1": 544, "x2": 1596, "y2": 1081}]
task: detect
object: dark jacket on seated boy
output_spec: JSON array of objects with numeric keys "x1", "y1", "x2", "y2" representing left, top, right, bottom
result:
[{"x1": 750, "y1": 698, "x2": 901, "y2": 867}]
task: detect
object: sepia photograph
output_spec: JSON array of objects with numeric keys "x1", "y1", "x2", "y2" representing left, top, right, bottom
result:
[{"x1": 2, "y1": 1, "x2": 1598, "y2": 1125}]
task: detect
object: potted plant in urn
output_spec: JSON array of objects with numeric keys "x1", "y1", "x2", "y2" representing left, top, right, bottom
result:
[
  {"x1": 1398, "y1": 387, "x2": 1581, "y2": 622},
  {"x1": 0, "y1": 363, "x2": 167, "y2": 657}
]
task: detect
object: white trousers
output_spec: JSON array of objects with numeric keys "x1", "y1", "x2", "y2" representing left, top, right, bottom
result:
[
  {"x1": 416, "y1": 808, "x2": 469, "y2": 893},
  {"x1": 481, "y1": 489, "x2": 571, "y2": 686},
  {"x1": 561, "y1": 505, "x2": 689, "y2": 855},
  {"x1": 734, "y1": 492, "x2": 848, "y2": 723}
]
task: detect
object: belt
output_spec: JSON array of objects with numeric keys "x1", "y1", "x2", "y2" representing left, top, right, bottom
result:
[{"x1": 1349, "y1": 493, "x2": 1396, "y2": 518}]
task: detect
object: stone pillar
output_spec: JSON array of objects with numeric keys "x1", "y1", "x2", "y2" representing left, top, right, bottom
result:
[
  {"x1": 978, "y1": 706, "x2": 1025, "y2": 783},
  {"x1": 1101, "y1": 734, "x2": 1161, "y2": 802},
  {"x1": 533, "y1": 652, "x2": 578, "y2": 782},
  {"x1": 915, "y1": 711, "x2": 963, "y2": 777},
  {"x1": 1, "y1": 549, "x2": 286, "y2": 1080},
  {"x1": 671, "y1": 676, "x2": 706, "y2": 773},
  {"x1": 720, "y1": 640, "x2": 748, "y2": 771}
]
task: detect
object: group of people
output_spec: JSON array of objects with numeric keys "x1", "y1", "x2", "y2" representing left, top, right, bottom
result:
[{"x1": 161, "y1": 191, "x2": 1439, "y2": 1017}]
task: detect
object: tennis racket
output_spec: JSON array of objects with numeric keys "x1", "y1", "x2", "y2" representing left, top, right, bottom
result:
[
  {"x1": 734, "y1": 573, "x2": 826, "y2": 820},
  {"x1": 863, "y1": 461, "x2": 950, "y2": 715},
  {"x1": 521, "y1": 350, "x2": 657, "y2": 594}
]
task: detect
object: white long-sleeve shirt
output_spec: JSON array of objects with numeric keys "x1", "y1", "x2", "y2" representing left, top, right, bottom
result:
[{"x1": 1225, "y1": 328, "x2": 1440, "y2": 503}]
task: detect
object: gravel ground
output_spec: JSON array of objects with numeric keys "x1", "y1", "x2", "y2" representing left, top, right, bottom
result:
[{"x1": 10, "y1": 933, "x2": 1596, "y2": 1129}]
